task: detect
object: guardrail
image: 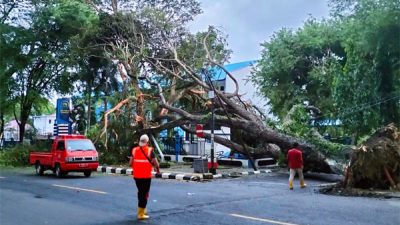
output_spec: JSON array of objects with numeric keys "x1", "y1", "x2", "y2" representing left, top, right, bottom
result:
[
  {"x1": 162, "y1": 154, "x2": 202, "y2": 162},
  {"x1": 217, "y1": 157, "x2": 277, "y2": 168}
]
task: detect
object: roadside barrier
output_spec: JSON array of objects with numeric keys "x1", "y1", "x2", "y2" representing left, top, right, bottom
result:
[
  {"x1": 96, "y1": 166, "x2": 272, "y2": 180},
  {"x1": 97, "y1": 166, "x2": 200, "y2": 181}
]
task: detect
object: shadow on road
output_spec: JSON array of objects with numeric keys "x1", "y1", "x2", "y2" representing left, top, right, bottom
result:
[{"x1": 23, "y1": 172, "x2": 92, "y2": 179}]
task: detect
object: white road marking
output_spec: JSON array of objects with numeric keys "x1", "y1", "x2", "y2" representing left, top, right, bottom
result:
[
  {"x1": 52, "y1": 184, "x2": 107, "y2": 194},
  {"x1": 230, "y1": 214, "x2": 300, "y2": 225},
  {"x1": 0, "y1": 176, "x2": 5, "y2": 179}
]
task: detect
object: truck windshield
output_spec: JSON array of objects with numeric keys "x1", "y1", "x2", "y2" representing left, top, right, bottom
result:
[{"x1": 66, "y1": 140, "x2": 96, "y2": 151}]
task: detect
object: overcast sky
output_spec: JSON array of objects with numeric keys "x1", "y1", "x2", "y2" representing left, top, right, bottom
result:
[{"x1": 188, "y1": 0, "x2": 331, "y2": 62}]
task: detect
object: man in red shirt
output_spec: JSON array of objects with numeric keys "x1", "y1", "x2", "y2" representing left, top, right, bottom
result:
[{"x1": 287, "y1": 142, "x2": 307, "y2": 190}]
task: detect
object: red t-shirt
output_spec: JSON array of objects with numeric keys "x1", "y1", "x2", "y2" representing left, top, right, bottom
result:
[{"x1": 287, "y1": 148, "x2": 303, "y2": 169}]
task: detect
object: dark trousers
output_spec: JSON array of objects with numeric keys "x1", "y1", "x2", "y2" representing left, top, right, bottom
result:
[{"x1": 134, "y1": 178, "x2": 152, "y2": 208}]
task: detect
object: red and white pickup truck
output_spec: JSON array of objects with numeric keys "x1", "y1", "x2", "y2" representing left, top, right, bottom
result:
[{"x1": 29, "y1": 135, "x2": 99, "y2": 177}]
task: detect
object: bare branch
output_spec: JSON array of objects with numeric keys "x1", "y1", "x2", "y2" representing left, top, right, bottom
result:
[
  {"x1": 100, "y1": 96, "x2": 136, "y2": 148},
  {"x1": 202, "y1": 31, "x2": 239, "y2": 98},
  {"x1": 170, "y1": 47, "x2": 209, "y2": 89}
]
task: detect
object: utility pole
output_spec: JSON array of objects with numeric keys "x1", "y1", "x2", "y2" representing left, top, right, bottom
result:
[
  {"x1": 209, "y1": 89, "x2": 216, "y2": 174},
  {"x1": 203, "y1": 68, "x2": 216, "y2": 175}
]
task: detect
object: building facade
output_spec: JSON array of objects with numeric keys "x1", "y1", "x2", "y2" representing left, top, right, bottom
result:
[
  {"x1": 3, "y1": 120, "x2": 33, "y2": 141},
  {"x1": 32, "y1": 114, "x2": 56, "y2": 137}
]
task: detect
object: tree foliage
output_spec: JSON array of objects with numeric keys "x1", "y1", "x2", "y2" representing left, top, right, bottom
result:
[
  {"x1": 1, "y1": 0, "x2": 98, "y2": 141},
  {"x1": 253, "y1": 0, "x2": 400, "y2": 140}
]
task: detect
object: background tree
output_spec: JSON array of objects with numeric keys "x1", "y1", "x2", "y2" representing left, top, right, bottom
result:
[
  {"x1": 2, "y1": 0, "x2": 98, "y2": 141},
  {"x1": 332, "y1": 0, "x2": 400, "y2": 140},
  {"x1": 253, "y1": 19, "x2": 343, "y2": 120},
  {"x1": 253, "y1": 0, "x2": 400, "y2": 143}
]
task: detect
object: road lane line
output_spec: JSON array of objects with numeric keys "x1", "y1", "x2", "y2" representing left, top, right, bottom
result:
[
  {"x1": 0, "y1": 176, "x2": 5, "y2": 179},
  {"x1": 230, "y1": 214, "x2": 300, "y2": 225},
  {"x1": 52, "y1": 184, "x2": 107, "y2": 194}
]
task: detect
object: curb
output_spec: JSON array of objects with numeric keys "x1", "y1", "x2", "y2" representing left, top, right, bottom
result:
[
  {"x1": 97, "y1": 166, "x2": 200, "y2": 181},
  {"x1": 224, "y1": 169, "x2": 272, "y2": 177},
  {"x1": 97, "y1": 166, "x2": 272, "y2": 181}
]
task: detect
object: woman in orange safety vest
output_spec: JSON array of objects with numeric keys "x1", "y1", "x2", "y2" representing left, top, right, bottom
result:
[{"x1": 129, "y1": 134, "x2": 160, "y2": 220}]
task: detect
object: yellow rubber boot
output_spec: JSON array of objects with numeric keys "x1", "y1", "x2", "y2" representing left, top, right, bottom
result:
[
  {"x1": 144, "y1": 208, "x2": 148, "y2": 216},
  {"x1": 137, "y1": 207, "x2": 149, "y2": 220},
  {"x1": 300, "y1": 180, "x2": 307, "y2": 188},
  {"x1": 289, "y1": 180, "x2": 293, "y2": 190}
]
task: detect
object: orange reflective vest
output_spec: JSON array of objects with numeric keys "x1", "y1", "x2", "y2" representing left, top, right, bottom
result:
[{"x1": 131, "y1": 146, "x2": 153, "y2": 178}]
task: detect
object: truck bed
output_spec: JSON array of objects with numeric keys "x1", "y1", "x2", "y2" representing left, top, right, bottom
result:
[{"x1": 29, "y1": 152, "x2": 53, "y2": 166}]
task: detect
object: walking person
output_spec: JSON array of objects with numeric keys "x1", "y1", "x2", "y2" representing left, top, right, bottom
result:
[
  {"x1": 129, "y1": 134, "x2": 160, "y2": 220},
  {"x1": 287, "y1": 142, "x2": 307, "y2": 190}
]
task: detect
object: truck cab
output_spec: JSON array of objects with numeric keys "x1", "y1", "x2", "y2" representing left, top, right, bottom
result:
[{"x1": 29, "y1": 135, "x2": 99, "y2": 177}]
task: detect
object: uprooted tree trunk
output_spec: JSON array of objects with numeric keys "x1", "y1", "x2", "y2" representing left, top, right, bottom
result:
[{"x1": 344, "y1": 124, "x2": 400, "y2": 190}]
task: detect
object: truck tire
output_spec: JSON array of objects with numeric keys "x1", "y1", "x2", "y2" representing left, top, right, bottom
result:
[
  {"x1": 55, "y1": 164, "x2": 64, "y2": 178},
  {"x1": 84, "y1": 171, "x2": 92, "y2": 177},
  {"x1": 35, "y1": 162, "x2": 44, "y2": 176}
]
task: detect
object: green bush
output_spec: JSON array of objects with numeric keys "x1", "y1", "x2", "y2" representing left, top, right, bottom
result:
[
  {"x1": 0, "y1": 145, "x2": 30, "y2": 167},
  {"x1": 277, "y1": 152, "x2": 287, "y2": 167}
]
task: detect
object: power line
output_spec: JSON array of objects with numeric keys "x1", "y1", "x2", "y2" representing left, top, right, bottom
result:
[
  {"x1": 340, "y1": 95, "x2": 400, "y2": 117},
  {"x1": 337, "y1": 93, "x2": 400, "y2": 115}
]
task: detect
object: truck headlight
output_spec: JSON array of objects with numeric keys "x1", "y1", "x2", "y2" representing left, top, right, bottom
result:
[{"x1": 66, "y1": 157, "x2": 74, "y2": 162}]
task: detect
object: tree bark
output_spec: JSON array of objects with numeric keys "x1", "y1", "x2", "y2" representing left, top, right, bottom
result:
[
  {"x1": 152, "y1": 107, "x2": 334, "y2": 173},
  {"x1": 18, "y1": 102, "x2": 32, "y2": 143},
  {"x1": 0, "y1": 110, "x2": 4, "y2": 138}
]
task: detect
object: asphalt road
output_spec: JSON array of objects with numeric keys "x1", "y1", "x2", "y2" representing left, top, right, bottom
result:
[{"x1": 0, "y1": 168, "x2": 399, "y2": 225}]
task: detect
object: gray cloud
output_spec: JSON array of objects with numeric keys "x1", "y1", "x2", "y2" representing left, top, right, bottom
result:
[{"x1": 188, "y1": 0, "x2": 330, "y2": 62}]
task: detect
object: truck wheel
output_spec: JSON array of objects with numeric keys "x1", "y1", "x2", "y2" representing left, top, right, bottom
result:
[
  {"x1": 35, "y1": 162, "x2": 44, "y2": 176},
  {"x1": 55, "y1": 164, "x2": 64, "y2": 178},
  {"x1": 84, "y1": 171, "x2": 92, "y2": 177}
]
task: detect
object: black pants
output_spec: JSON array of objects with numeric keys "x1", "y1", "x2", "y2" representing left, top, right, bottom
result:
[{"x1": 134, "y1": 178, "x2": 152, "y2": 208}]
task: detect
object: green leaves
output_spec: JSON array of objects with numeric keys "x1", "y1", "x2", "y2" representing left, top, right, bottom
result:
[
  {"x1": 253, "y1": 0, "x2": 400, "y2": 140},
  {"x1": 254, "y1": 19, "x2": 342, "y2": 119},
  {"x1": 1, "y1": 0, "x2": 99, "y2": 140},
  {"x1": 334, "y1": 0, "x2": 400, "y2": 135},
  {"x1": 50, "y1": 0, "x2": 99, "y2": 38}
]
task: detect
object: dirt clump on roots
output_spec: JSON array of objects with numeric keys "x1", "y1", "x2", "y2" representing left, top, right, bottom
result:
[{"x1": 344, "y1": 123, "x2": 400, "y2": 191}]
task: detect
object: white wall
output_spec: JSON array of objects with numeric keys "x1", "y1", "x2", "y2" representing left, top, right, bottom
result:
[
  {"x1": 202, "y1": 126, "x2": 231, "y2": 156},
  {"x1": 33, "y1": 114, "x2": 56, "y2": 135},
  {"x1": 225, "y1": 66, "x2": 270, "y2": 115}
]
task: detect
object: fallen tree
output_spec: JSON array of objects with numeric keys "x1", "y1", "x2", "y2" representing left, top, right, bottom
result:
[
  {"x1": 85, "y1": 1, "x2": 337, "y2": 173},
  {"x1": 344, "y1": 124, "x2": 400, "y2": 190}
]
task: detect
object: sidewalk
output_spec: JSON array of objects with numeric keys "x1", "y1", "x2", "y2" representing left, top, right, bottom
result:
[
  {"x1": 97, "y1": 163, "x2": 347, "y2": 183},
  {"x1": 97, "y1": 163, "x2": 275, "y2": 181}
]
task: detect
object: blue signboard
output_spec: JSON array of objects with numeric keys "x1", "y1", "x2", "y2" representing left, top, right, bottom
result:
[{"x1": 55, "y1": 98, "x2": 72, "y2": 135}]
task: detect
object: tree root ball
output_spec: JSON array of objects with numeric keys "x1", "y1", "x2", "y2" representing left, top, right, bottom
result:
[{"x1": 345, "y1": 124, "x2": 400, "y2": 190}]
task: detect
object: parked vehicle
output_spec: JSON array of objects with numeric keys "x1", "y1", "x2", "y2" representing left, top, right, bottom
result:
[{"x1": 29, "y1": 135, "x2": 99, "y2": 177}]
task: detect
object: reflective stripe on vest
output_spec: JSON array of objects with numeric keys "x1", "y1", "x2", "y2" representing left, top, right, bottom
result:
[
  {"x1": 131, "y1": 146, "x2": 153, "y2": 178},
  {"x1": 133, "y1": 159, "x2": 149, "y2": 163}
]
